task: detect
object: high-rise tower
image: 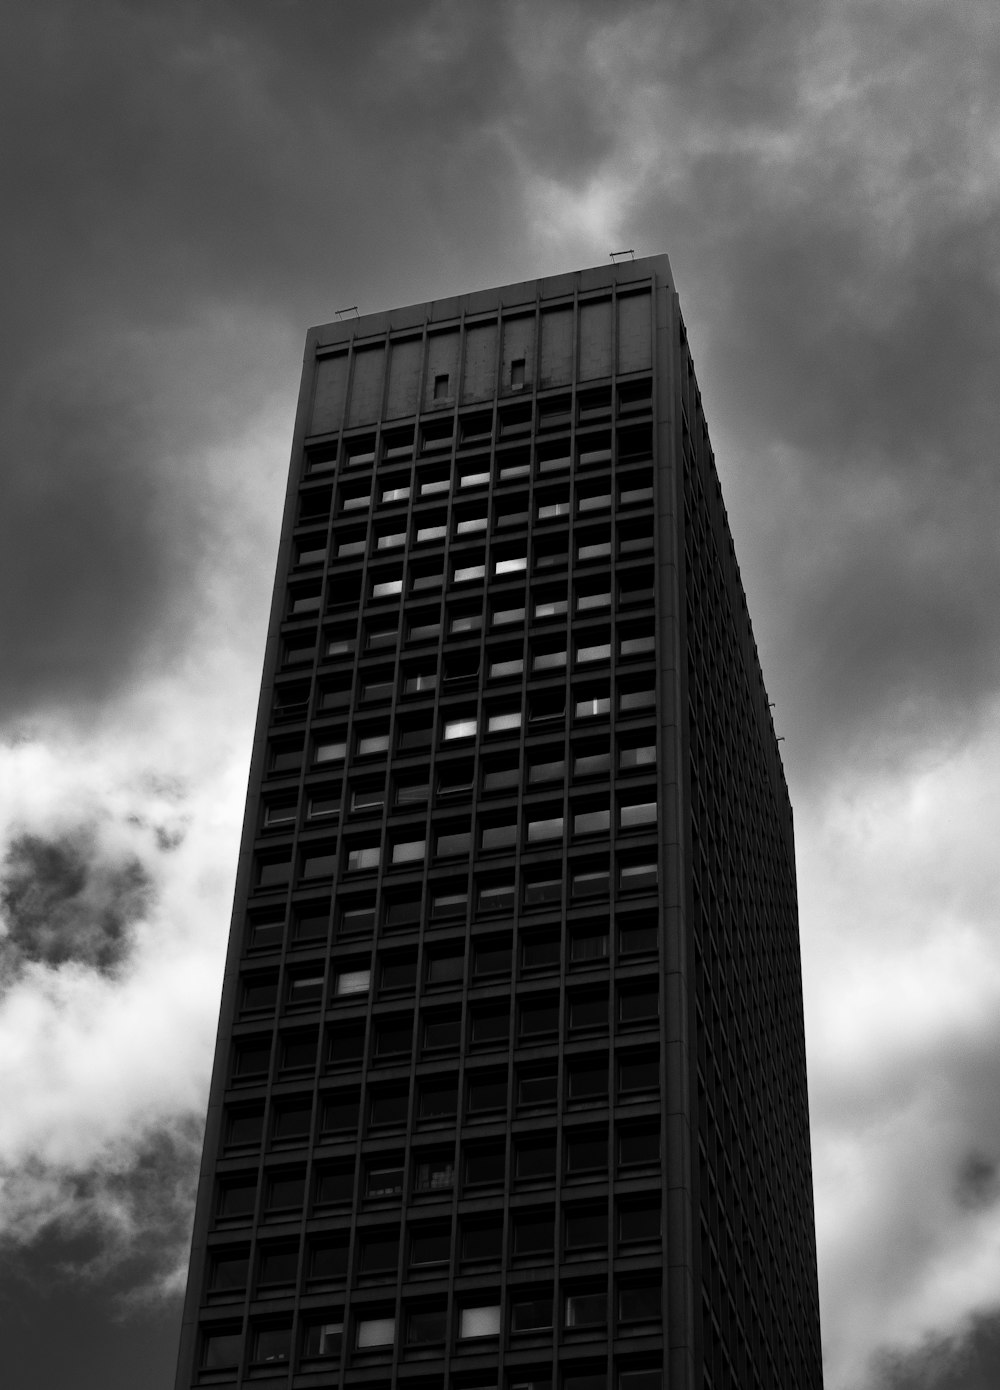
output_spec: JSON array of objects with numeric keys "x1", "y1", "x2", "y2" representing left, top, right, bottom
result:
[{"x1": 175, "y1": 256, "x2": 823, "y2": 1390}]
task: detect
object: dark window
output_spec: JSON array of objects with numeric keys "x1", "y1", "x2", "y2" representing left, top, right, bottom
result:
[
  {"x1": 565, "y1": 1209, "x2": 607, "y2": 1251},
  {"x1": 569, "y1": 928, "x2": 608, "y2": 964},
  {"x1": 271, "y1": 1099, "x2": 312, "y2": 1144},
  {"x1": 618, "y1": 916, "x2": 658, "y2": 956},
  {"x1": 322, "y1": 1093, "x2": 360, "y2": 1133},
  {"x1": 407, "y1": 1307, "x2": 447, "y2": 1344},
  {"x1": 233, "y1": 1038, "x2": 270, "y2": 1082},
  {"x1": 325, "y1": 1026, "x2": 363, "y2": 1067},
  {"x1": 467, "y1": 1074, "x2": 507, "y2": 1113},
  {"x1": 257, "y1": 1245, "x2": 298, "y2": 1288},
  {"x1": 567, "y1": 1059, "x2": 608, "y2": 1102},
  {"x1": 618, "y1": 1200, "x2": 661, "y2": 1245},
  {"x1": 470, "y1": 1007, "x2": 510, "y2": 1046},
  {"x1": 564, "y1": 1291, "x2": 606, "y2": 1328},
  {"x1": 308, "y1": 1239, "x2": 348, "y2": 1282},
  {"x1": 515, "y1": 1140, "x2": 557, "y2": 1181},
  {"x1": 380, "y1": 955, "x2": 417, "y2": 992},
  {"x1": 360, "y1": 1233, "x2": 399, "y2": 1272},
  {"x1": 618, "y1": 987, "x2": 658, "y2": 1024},
  {"x1": 426, "y1": 951, "x2": 464, "y2": 986},
  {"x1": 618, "y1": 1127, "x2": 660, "y2": 1169},
  {"x1": 618, "y1": 1053, "x2": 659, "y2": 1094},
  {"x1": 369, "y1": 1090, "x2": 408, "y2": 1128},
  {"x1": 418, "y1": 1081, "x2": 458, "y2": 1120},
  {"x1": 423, "y1": 1013, "x2": 461, "y2": 1051},
  {"x1": 208, "y1": 1250, "x2": 249, "y2": 1294},
  {"x1": 521, "y1": 934, "x2": 560, "y2": 972},
  {"x1": 374, "y1": 1020, "x2": 412, "y2": 1057},
  {"x1": 225, "y1": 1108, "x2": 263, "y2": 1150},
  {"x1": 510, "y1": 1296, "x2": 553, "y2": 1331},
  {"x1": 461, "y1": 1221, "x2": 503, "y2": 1262},
  {"x1": 217, "y1": 1177, "x2": 257, "y2": 1221},
  {"x1": 472, "y1": 940, "x2": 512, "y2": 976},
  {"x1": 314, "y1": 1164, "x2": 354, "y2": 1207},
  {"x1": 517, "y1": 1067, "x2": 558, "y2": 1107},
  {"x1": 513, "y1": 1215, "x2": 555, "y2": 1256},
  {"x1": 410, "y1": 1228, "x2": 451, "y2": 1267},
  {"x1": 565, "y1": 1134, "x2": 607, "y2": 1175},
  {"x1": 265, "y1": 1171, "x2": 305, "y2": 1213},
  {"x1": 201, "y1": 1328, "x2": 242, "y2": 1370},
  {"x1": 464, "y1": 1146, "x2": 505, "y2": 1188},
  {"x1": 568, "y1": 993, "x2": 608, "y2": 1032},
  {"x1": 519, "y1": 999, "x2": 559, "y2": 1038},
  {"x1": 241, "y1": 975, "x2": 278, "y2": 1013},
  {"x1": 618, "y1": 1284, "x2": 661, "y2": 1322},
  {"x1": 302, "y1": 1318, "x2": 344, "y2": 1358}
]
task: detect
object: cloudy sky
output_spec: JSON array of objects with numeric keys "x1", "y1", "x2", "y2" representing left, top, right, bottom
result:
[{"x1": 1, "y1": 2, "x2": 998, "y2": 1386}]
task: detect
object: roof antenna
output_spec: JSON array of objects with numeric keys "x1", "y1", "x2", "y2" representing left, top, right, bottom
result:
[
  {"x1": 335, "y1": 305, "x2": 360, "y2": 320},
  {"x1": 610, "y1": 249, "x2": 635, "y2": 262}
]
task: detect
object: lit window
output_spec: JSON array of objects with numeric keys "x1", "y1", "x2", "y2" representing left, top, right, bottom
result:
[
  {"x1": 376, "y1": 530, "x2": 405, "y2": 551},
  {"x1": 444, "y1": 716, "x2": 478, "y2": 740},
  {"x1": 391, "y1": 838, "x2": 426, "y2": 866},
  {"x1": 620, "y1": 800, "x2": 657, "y2": 830},
  {"x1": 380, "y1": 483, "x2": 410, "y2": 504},
  {"x1": 335, "y1": 968, "x2": 370, "y2": 996},
  {"x1": 495, "y1": 555, "x2": 527, "y2": 576},
  {"x1": 356, "y1": 1316, "x2": 395, "y2": 1349},
  {"x1": 456, "y1": 513, "x2": 488, "y2": 535},
  {"x1": 371, "y1": 577, "x2": 403, "y2": 599},
  {"x1": 302, "y1": 1319, "x2": 343, "y2": 1359},
  {"x1": 577, "y1": 641, "x2": 610, "y2": 665},
  {"x1": 619, "y1": 743, "x2": 656, "y2": 770},
  {"x1": 347, "y1": 845, "x2": 380, "y2": 872},
  {"x1": 459, "y1": 1305, "x2": 501, "y2": 1339},
  {"x1": 574, "y1": 808, "x2": 610, "y2": 836},
  {"x1": 454, "y1": 562, "x2": 486, "y2": 584},
  {"x1": 416, "y1": 522, "x2": 447, "y2": 543},
  {"x1": 527, "y1": 815, "x2": 563, "y2": 843},
  {"x1": 487, "y1": 710, "x2": 521, "y2": 734},
  {"x1": 489, "y1": 654, "x2": 523, "y2": 679},
  {"x1": 313, "y1": 739, "x2": 346, "y2": 765},
  {"x1": 356, "y1": 731, "x2": 390, "y2": 757}
]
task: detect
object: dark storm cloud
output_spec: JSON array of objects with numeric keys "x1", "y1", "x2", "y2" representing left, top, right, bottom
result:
[
  {"x1": 0, "y1": 829, "x2": 153, "y2": 974},
  {"x1": 873, "y1": 1310, "x2": 1000, "y2": 1390}
]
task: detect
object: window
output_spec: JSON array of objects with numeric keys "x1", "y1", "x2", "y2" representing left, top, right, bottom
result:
[
  {"x1": 565, "y1": 1133, "x2": 607, "y2": 1176},
  {"x1": 407, "y1": 1306, "x2": 447, "y2": 1344},
  {"x1": 314, "y1": 1163, "x2": 354, "y2": 1207},
  {"x1": 532, "y1": 644, "x2": 566, "y2": 673},
  {"x1": 356, "y1": 1316, "x2": 395, "y2": 1349},
  {"x1": 618, "y1": 1284, "x2": 661, "y2": 1323},
  {"x1": 263, "y1": 799, "x2": 296, "y2": 830},
  {"x1": 256, "y1": 854, "x2": 291, "y2": 890},
  {"x1": 322, "y1": 1092, "x2": 359, "y2": 1134},
  {"x1": 304, "y1": 1238, "x2": 347, "y2": 1287},
  {"x1": 618, "y1": 1199, "x2": 661, "y2": 1245},
  {"x1": 307, "y1": 790, "x2": 340, "y2": 821},
  {"x1": 459, "y1": 1305, "x2": 501, "y2": 1339},
  {"x1": 517, "y1": 1066, "x2": 557, "y2": 1107},
  {"x1": 463, "y1": 1146, "x2": 505, "y2": 1188},
  {"x1": 356, "y1": 729, "x2": 390, "y2": 757},
  {"x1": 418, "y1": 1081, "x2": 458, "y2": 1120},
  {"x1": 618, "y1": 859, "x2": 657, "y2": 894},
  {"x1": 359, "y1": 1234, "x2": 399, "y2": 1273},
  {"x1": 618, "y1": 1127, "x2": 660, "y2": 1169},
  {"x1": 467, "y1": 1074, "x2": 507, "y2": 1114},
  {"x1": 379, "y1": 954, "x2": 417, "y2": 992},
  {"x1": 619, "y1": 686, "x2": 655, "y2": 714},
  {"x1": 300, "y1": 849, "x2": 336, "y2": 881},
  {"x1": 513, "y1": 1214, "x2": 554, "y2": 1257},
  {"x1": 566, "y1": 1059, "x2": 608, "y2": 1102},
  {"x1": 515, "y1": 1139, "x2": 557, "y2": 1181},
  {"x1": 241, "y1": 975, "x2": 278, "y2": 1013},
  {"x1": 510, "y1": 357, "x2": 526, "y2": 389},
  {"x1": 233, "y1": 1038, "x2": 270, "y2": 1081},
  {"x1": 247, "y1": 913, "x2": 283, "y2": 953},
  {"x1": 569, "y1": 927, "x2": 608, "y2": 963},
  {"x1": 410, "y1": 1228, "x2": 451, "y2": 1267},
  {"x1": 472, "y1": 939, "x2": 511, "y2": 976},
  {"x1": 526, "y1": 814, "x2": 563, "y2": 845},
  {"x1": 369, "y1": 1090, "x2": 408, "y2": 1128},
  {"x1": 365, "y1": 1162, "x2": 404, "y2": 1200},
  {"x1": 374, "y1": 1020, "x2": 412, "y2": 1058},
  {"x1": 620, "y1": 798, "x2": 657, "y2": 830},
  {"x1": 201, "y1": 1328, "x2": 242, "y2": 1371},
  {"x1": 301, "y1": 1318, "x2": 343, "y2": 1359},
  {"x1": 573, "y1": 806, "x2": 610, "y2": 837},
  {"x1": 568, "y1": 993, "x2": 608, "y2": 1033},
  {"x1": 618, "y1": 916, "x2": 657, "y2": 956},
  {"x1": 225, "y1": 1107, "x2": 263, "y2": 1151},
  {"x1": 618, "y1": 987, "x2": 658, "y2": 1025},
  {"x1": 346, "y1": 844, "x2": 380, "y2": 873},
  {"x1": 436, "y1": 826, "x2": 471, "y2": 858},
  {"x1": 444, "y1": 715, "x2": 477, "y2": 741},
  {"x1": 617, "y1": 1053, "x2": 659, "y2": 1094},
  {"x1": 265, "y1": 1170, "x2": 305, "y2": 1214},
  {"x1": 335, "y1": 967, "x2": 370, "y2": 996},
  {"x1": 522, "y1": 874, "x2": 562, "y2": 910},
  {"x1": 565, "y1": 1292, "x2": 606, "y2": 1328},
  {"x1": 461, "y1": 1220, "x2": 503, "y2": 1262},
  {"x1": 487, "y1": 708, "x2": 521, "y2": 734},
  {"x1": 217, "y1": 1176, "x2": 257, "y2": 1221},
  {"x1": 422, "y1": 1013, "x2": 461, "y2": 1051},
  {"x1": 335, "y1": 900, "x2": 372, "y2": 938},
  {"x1": 208, "y1": 1248, "x2": 249, "y2": 1295},
  {"x1": 480, "y1": 819, "x2": 517, "y2": 853},
  {"x1": 425, "y1": 951, "x2": 464, "y2": 986},
  {"x1": 430, "y1": 886, "x2": 468, "y2": 921},
  {"x1": 511, "y1": 1297, "x2": 553, "y2": 1332},
  {"x1": 519, "y1": 999, "x2": 558, "y2": 1038},
  {"x1": 271, "y1": 1100, "x2": 312, "y2": 1144},
  {"x1": 257, "y1": 1244, "x2": 298, "y2": 1289},
  {"x1": 520, "y1": 933, "x2": 560, "y2": 972},
  {"x1": 489, "y1": 652, "x2": 524, "y2": 679},
  {"x1": 469, "y1": 1008, "x2": 510, "y2": 1047},
  {"x1": 434, "y1": 372, "x2": 450, "y2": 400},
  {"x1": 619, "y1": 741, "x2": 656, "y2": 771},
  {"x1": 391, "y1": 836, "x2": 426, "y2": 866},
  {"x1": 454, "y1": 559, "x2": 486, "y2": 584},
  {"x1": 573, "y1": 746, "x2": 611, "y2": 779},
  {"x1": 482, "y1": 759, "x2": 520, "y2": 795},
  {"x1": 618, "y1": 1372, "x2": 661, "y2": 1390},
  {"x1": 565, "y1": 1209, "x2": 607, "y2": 1252},
  {"x1": 414, "y1": 1154, "x2": 454, "y2": 1192},
  {"x1": 528, "y1": 755, "x2": 564, "y2": 786}
]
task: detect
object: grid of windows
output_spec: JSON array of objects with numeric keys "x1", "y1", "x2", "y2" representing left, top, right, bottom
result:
[{"x1": 178, "y1": 260, "x2": 821, "y2": 1390}]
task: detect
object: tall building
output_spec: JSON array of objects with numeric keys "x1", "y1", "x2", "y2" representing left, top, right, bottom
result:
[{"x1": 175, "y1": 256, "x2": 823, "y2": 1390}]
